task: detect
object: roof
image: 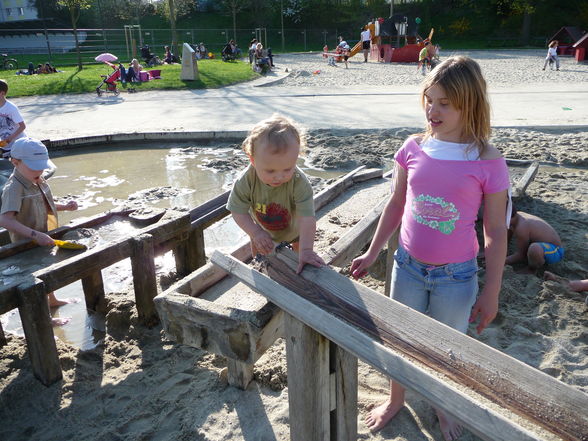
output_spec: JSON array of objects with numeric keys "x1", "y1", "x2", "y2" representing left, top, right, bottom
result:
[
  {"x1": 549, "y1": 26, "x2": 586, "y2": 43},
  {"x1": 573, "y1": 32, "x2": 588, "y2": 48}
]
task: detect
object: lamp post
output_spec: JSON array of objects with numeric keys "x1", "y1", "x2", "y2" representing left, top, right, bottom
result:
[
  {"x1": 389, "y1": 0, "x2": 393, "y2": 18},
  {"x1": 280, "y1": 0, "x2": 285, "y2": 52}
]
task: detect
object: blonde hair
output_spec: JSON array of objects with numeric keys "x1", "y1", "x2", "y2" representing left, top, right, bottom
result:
[
  {"x1": 548, "y1": 40, "x2": 558, "y2": 48},
  {"x1": 242, "y1": 114, "x2": 305, "y2": 156},
  {"x1": 420, "y1": 56, "x2": 491, "y2": 157}
]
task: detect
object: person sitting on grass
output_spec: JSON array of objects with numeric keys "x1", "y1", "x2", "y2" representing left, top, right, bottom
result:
[
  {"x1": 163, "y1": 45, "x2": 178, "y2": 64},
  {"x1": 0, "y1": 138, "x2": 79, "y2": 326},
  {"x1": 506, "y1": 205, "x2": 564, "y2": 272}
]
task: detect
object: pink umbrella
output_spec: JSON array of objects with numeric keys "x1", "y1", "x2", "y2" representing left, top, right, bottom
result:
[{"x1": 95, "y1": 53, "x2": 118, "y2": 63}]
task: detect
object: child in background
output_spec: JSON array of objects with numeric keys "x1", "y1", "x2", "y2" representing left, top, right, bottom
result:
[
  {"x1": 0, "y1": 137, "x2": 78, "y2": 326},
  {"x1": 542, "y1": 40, "x2": 560, "y2": 71},
  {"x1": 351, "y1": 56, "x2": 509, "y2": 440},
  {"x1": 0, "y1": 79, "x2": 27, "y2": 158},
  {"x1": 506, "y1": 206, "x2": 563, "y2": 272},
  {"x1": 227, "y1": 114, "x2": 325, "y2": 274}
]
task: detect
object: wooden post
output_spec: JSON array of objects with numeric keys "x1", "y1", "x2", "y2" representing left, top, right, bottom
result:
[
  {"x1": 130, "y1": 233, "x2": 159, "y2": 326},
  {"x1": 226, "y1": 358, "x2": 254, "y2": 389},
  {"x1": 17, "y1": 279, "x2": 62, "y2": 385},
  {"x1": 0, "y1": 321, "x2": 6, "y2": 347},
  {"x1": 81, "y1": 271, "x2": 107, "y2": 314},
  {"x1": 284, "y1": 312, "x2": 331, "y2": 441},
  {"x1": 174, "y1": 227, "x2": 206, "y2": 278},
  {"x1": 330, "y1": 342, "x2": 358, "y2": 441}
]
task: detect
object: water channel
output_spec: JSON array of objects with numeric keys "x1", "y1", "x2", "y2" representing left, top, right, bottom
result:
[{"x1": 0, "y1": 141, "x2": 343, "y2": 350}]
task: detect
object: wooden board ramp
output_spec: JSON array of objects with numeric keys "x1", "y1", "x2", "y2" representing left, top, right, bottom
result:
[{"x1": 211, "y1": 248, "x2": 588, "y2": 441}]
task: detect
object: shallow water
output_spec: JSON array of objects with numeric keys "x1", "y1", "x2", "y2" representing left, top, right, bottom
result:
[{"x1": 1, "y1": 142, "x2": 342, "y2": 350}]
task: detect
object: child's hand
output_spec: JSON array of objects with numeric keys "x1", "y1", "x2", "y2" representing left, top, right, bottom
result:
[
  {"x1": 350, "y1": 252, "x2": 376, "y2": 279},
  {"x1": 251, "y1": 230, "x2": 274, "y2": 255},
  {"x1": 33, "y1": 231, "x2": 55, "y2": 247},
  {"x1": 297, "y1": 249, "x2": 325, "y2": 274},
  {"x1": 64, "y1": 201, "x2": 78, "y2": 211},
  {"x1": 469, "y1": 289, "x2": 498, "y2": 334}
]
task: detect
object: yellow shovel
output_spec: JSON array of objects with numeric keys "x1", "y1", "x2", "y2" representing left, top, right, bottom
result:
[{"x1": 53, "y1": 239, "x2": 87, "y2": 250}]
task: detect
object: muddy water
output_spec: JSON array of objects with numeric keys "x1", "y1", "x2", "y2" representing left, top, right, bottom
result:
[{"x1": 1, "y1": 142, "x2": 342, "y2": 350}]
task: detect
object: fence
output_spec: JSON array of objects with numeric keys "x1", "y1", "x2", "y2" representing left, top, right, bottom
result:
[{"x1": 0, "y1": 27, "x2": 347, "y2": 67}]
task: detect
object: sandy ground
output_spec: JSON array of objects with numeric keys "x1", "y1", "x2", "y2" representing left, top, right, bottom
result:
[{"x1": 1, "y1": 53, "x2": 588, "y2": 441}]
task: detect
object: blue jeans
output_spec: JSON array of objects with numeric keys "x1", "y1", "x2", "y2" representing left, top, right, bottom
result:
[{"x1": 390, "y1": 245, "x2": 479, "y2": 333}]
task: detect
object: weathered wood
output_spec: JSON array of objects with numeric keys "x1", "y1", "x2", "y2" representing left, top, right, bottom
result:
[
  {"x1": 284, "y1": 312, "x2": 331, "y2": 441},
  {"x1": 313, "y1": 166, "x2": 365, "y2": 211},
  {"x1": 174, "y1": 227, "x2": 207, "y2": 279},
  {"x1": 189, "y1": 189, "x2": 230, "y2": 222},
  {"x1": 352, "y1": 168, "x2": 383, "y2": 183},
  {"x1": 210, "y1": 250, "x2": 572, "y2": 441},
  {"x1": 17, "y1": 279, "x2": 62, "y2": 386},
  {"x1": 0, "y1": 321, "x2": 6, "y2": 347},
  {"x1": 331, "y1": 342, "x2": 358, "y2": 441},
  {"x1": 323, "y1": 198, "x2": 387, "y2": 267},
  {"x1": 81, "y1": 271, "x2": 107, "y2": 313},
  {"x1": 270, "y1": 249, "x2": 588, "y2": 441},
  {"x1": 0, "y1": 282, "x2": 22, "y2": 313},
  {"x1": 226, "y1": 358, "x2": 254, "y2": 389},
  {"x1": 130, "y1": 234, "x2": 159, "y2": 326},
  {"x1": 513, "y1": 161, "x2": 540, "y2": 198},
  {"x1": 191, "y1": 206, "x2": 231, "y2": 230}
]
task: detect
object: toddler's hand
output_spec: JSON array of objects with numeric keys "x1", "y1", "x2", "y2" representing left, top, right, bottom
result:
[
  {"x1": 33, "y1": 231, "x2": 55, "y2": 247},
  {"x1": 297, "y1": 249, "x2": 325, "y2": 274},
  {"x1": 64, "y1": 200, "x2": 78, "y2": 211},
  {"x1": 251, "y1": 230, "x2": 274, "y2": 255}
]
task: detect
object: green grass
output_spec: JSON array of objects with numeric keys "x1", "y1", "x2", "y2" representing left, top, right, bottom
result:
[{"x1": 3, "y1": 59, "x2": 258, "y2": 97}]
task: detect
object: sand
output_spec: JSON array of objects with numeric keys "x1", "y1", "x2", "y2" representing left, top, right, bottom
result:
[{"x1": 1, "y1": 59, "x2": 588, "y2": 441}]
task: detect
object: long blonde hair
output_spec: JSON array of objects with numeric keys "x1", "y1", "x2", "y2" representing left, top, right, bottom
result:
[
  {"x1": 420, "y1": 56, "x2": 491, "y2": 157},
  {"x1": 242, "y1": 114, "x2": 305, "y2": 157}
]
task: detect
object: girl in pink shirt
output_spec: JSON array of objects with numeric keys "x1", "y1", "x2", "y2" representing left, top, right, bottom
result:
[{"x1": 351, "y1": 56, "x2": 509, "y2": 440}]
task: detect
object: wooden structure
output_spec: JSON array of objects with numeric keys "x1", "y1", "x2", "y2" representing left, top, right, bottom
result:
[
  {"x1": 573, "y1": 32, "x2": 588, "y2": 62},
  {"x1": 211, "y1": 248, "x2": 588, "y2": 441},
  {"x1": 548, "y1": 26, "x2": 587, "y2": 56},
  {"x1": 154, "y1": 166, "x2": 385, "y2": 389}
]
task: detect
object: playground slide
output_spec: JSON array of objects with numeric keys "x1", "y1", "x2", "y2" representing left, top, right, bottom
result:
[
  {"x1": 349, "y1": 41, "x2": 362, "y2": 57},
  {"x1": 349, "y1": 22, "x2": 377, "y2": 58}
]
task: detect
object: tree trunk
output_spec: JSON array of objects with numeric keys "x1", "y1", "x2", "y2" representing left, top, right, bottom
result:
[
  {"x1": 232, "y1": 9, "x2": 237, "y2": 41},
  {"x1": 520, "y1": 11, "x2": 532, "y2": 46},
  {"x1": 70, "y1": 8, "x2": 82, "y2": 70},
  {"x1": 168, "y1": 0, "x2": 178, "y2": 56}
]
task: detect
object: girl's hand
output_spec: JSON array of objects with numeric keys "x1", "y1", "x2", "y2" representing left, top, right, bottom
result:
[
  {"x1": 350, "y1": 252, "x2": 376, "y2": 279},
  {"x1": 297, "y1": 249, "x2": 325, "y2": 274},
  {"x1": 251, "y1": 230, "x2": 274, "y2": 255},
  {"x1": 469, "y1": 289, "x2": 499, "y2": 334}
]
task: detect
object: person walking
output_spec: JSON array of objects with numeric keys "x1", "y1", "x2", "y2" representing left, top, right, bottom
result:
[{"x1": 360, "y1": 26, "x2": 371, "y2": 63}]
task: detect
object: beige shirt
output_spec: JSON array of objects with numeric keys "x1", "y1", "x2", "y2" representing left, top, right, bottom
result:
[{"x1": 1, "y1": 168, "x2": 58, "y2": 243}]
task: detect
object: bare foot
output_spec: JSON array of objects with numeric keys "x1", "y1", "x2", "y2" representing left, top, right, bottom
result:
[
  {"x1": 544, "y1": 271, "x2": 565, "y2": 283},
  {"x1": 48, "y1": 292, "x2": 80, "y2": 307},
  {"x1": 52, "y1": 317, "x2": 71, "y2": 326},
  {"x1": 436, "y1": 409, "x2": 463, "y2": 440},
  {"x1": 365, "y1": 399, "x2": 404, "y2": 432}
]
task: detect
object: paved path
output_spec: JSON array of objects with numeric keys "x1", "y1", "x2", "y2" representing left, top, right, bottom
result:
[{"x1": 13, "y1": 76, "x2": 588, "y2": 141}]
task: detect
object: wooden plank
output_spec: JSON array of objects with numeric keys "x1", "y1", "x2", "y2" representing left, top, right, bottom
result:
[
  {"x1": 17, "y1": 279, "x2": 62, "y2": 386},
  {"x1": 284, "y1": 312, "x2": 331, "y2": 441},
  {"x1": 313, "y1": 166, "x2": 365, "y2": 212},
  {"x1": 191, "y1": 206, "x2": 230, "y2": 230},
  {"x1": 270, "y1": 249, "x2": 588, "y2": 441},
  {"x1": 0, "y1": 321, "x2": 6, "y2": 347},
  {"x1": 352, "y1": 168, "x2": 383, "y2": 183},
  {"x1": 512, "y1": 161, "x2": 540, "y2": 198},
  {"x1": 189, "y1": 190, "x2": 230, "y2": 222},
  {"x1": 226, "y1": 358, "x2": 254, "y2": 389},
  {"x1": 81, "y1": 271, "x2": 107, "y2": 313},
  {"x1": 323, "y1": 198, "x2": 386, "y2": 267},
  {"x1": 130, "y1": 234, "x2": 159, "y2": 327},
  {"x1": 0, "y1": 282, "x2": 22, "y2": 313},
  {"x1": 174, "y1": 227, "x2": 207, "y2": 278},
  {"x1": 209, "y1": 251, "x2": 558, "y2": 441}
]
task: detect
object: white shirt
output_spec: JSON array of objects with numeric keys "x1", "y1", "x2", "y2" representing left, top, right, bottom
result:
[
  {"x1": 0, "y1": 100, "x2": 26, "y2": 153},
  {"x1": 547, "y1": 47, "x2": 557, "y2": 57},
  {"x1": 361, "y1": 29, "x2": 371, "y2": 42}
]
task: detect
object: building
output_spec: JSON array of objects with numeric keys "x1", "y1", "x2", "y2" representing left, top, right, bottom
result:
[{"x1": 0, "y1": 0, "x2": 38, "y2": 23}]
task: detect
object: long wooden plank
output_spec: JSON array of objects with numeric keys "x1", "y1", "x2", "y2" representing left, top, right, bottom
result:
[
  {"x1": 512, "y1": 161, "x2": 540, "y2": 198},
  {"x1": 210, "y1": 251, "x2": 543, "y2": 441},
  {"x1": 270, "y1": 249, "x2": 588, "y2": 441}
]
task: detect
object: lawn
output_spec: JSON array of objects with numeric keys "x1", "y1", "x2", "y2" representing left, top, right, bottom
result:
[{"x1": 3, "y1": 59, "x2": 258, "y2": 97}]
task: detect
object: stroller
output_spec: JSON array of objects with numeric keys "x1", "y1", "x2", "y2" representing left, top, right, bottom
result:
[{"x1": 96, "y1": 61, "x2": 121, "y2": 96}]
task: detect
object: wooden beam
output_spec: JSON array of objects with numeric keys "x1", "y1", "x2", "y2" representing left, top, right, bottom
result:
[
  {"x1": 226, "y1": 359, "x2": 254, "y2": 390},
  {"x1": 210, "y1": 250, "x2": 577, "y2": 441},
  {"x1": 331, "y1": 342, "x2": 358, "y2": 441},
  {"x1": 174, "y1": 227, "x2": 207, "y2": 278},
  {"x1": 17, "y1": 279, "x2": 62, "y2": 386},
  {"x1": 0, "y1": 321, "x2": 6, "y2": 347},
  {"x1": 513, "y1": 161, "x2": 540, "y2": 198},
  {"x1": 130, "y1": 234, "x2": 159, "y2": 327},
  {"x1": 313, "y1": 166, "x2": 365, "y2": 211}
]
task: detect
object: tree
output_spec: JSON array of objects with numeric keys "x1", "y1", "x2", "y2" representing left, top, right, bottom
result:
[
  {"x1": 155, "y1": 0, "x2": 196, "y2": 56},
  {"x1": 57, "y1": 0, "x2": 91, "y2": 69},
  {"x1": 220, "y1": 0, "x2": 249, "y2": 41}
]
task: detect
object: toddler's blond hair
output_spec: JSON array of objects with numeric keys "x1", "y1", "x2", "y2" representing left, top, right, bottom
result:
[{"x1": 242, "y1": 114, "x2": 305, "y2": 157}]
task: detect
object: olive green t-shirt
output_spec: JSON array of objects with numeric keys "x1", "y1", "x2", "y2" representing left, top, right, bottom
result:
[
  {"x1": 227, "y1": 165, "x2": 315, "y2": 243},
  {"x1": 1, "y1": 168, "x2": 58, "y2": 243}
]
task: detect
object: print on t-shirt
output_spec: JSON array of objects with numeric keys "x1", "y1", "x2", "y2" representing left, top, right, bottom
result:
[
  {"x1": 0, "y1": 112, "x2": 18, "y2": 141},
  {"x1": 412, "y1": 194, "x2": 460, "y2": 235},
  {"x1": 255, "y1": 202, "x2": 291, "y2": 231}
]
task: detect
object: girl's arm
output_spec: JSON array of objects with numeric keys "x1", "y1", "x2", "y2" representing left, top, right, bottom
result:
[
  {"x1": 350, "y1": 163, "x2": 407, "y2": 278},
  {"x1": 296, "y1": 216, "x2": 325, "y2": 274},
  {"x1": 470, "y1": 189, "x2": 508, "y2": 334}
]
